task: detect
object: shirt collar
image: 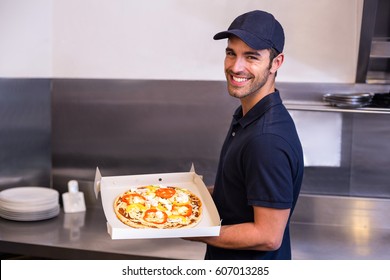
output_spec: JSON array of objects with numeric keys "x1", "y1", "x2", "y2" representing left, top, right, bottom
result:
[{"x1": 232, "y1": 90, "x2": 282, "y2": 128}]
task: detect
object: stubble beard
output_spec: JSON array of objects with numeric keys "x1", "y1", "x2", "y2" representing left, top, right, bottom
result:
[{"x1": 226, "y1": 67, "x2": 271, "y2": 100}]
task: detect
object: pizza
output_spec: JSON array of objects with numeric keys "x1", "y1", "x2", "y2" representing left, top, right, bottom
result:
[{"x1": 114, "y1": 185, "x2": 202, "y2": 229}]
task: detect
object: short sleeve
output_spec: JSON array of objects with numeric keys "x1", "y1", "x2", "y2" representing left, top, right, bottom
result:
[{"x1": 243, "y1": 133, "x2": 294, "y2": 209}]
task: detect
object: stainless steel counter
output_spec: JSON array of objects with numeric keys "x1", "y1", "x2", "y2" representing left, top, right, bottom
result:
[
  {"x1": 291, "y1": 195, "x2": 390, "y2": 260},
  {"x1": 1, "y1": 194, "x2": 390, "y2": 260},
  {"x1": 0, "y1": 206, "x2": 206, "y2": 260},
  {"x1": 292, "y1": 223, "x2": 390, "y2": 260}
]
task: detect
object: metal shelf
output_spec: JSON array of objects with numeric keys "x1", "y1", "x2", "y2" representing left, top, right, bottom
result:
[
  {"x1": 370, "y1": 39, "x2": 390, "y2": 58},
  {"x1": 285, "y1": 103, "x2": 390, "y2": 114}
]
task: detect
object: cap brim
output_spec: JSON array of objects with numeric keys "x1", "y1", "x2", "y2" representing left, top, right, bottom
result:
[{"x1": 213, "y1": 29, "x2": 273, "y2": 51}]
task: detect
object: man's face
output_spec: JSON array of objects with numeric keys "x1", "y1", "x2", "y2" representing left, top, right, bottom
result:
[{"x1": 224, "y1": 36, "x2": 273, "y2": 99}]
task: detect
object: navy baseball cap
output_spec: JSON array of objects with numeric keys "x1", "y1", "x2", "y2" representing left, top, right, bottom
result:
[{"x1": 213, "y1": 10, "x2": 285, "y2": 53}]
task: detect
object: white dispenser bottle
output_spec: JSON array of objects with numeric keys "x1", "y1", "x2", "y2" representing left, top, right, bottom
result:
[{"x1": 62, "y1": 180, "x2": 86, "y2": 213}]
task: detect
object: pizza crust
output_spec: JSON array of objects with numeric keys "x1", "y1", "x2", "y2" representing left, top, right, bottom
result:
[{"x1": 114, "y1": 185, "x2": 202, "y2": 229}]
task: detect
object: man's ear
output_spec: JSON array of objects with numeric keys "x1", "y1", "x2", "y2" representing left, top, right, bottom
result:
[{"x1": 270, "y1": 53, "x2": 284, "y2": 74}]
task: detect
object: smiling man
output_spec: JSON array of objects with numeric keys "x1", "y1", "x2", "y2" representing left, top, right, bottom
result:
[{"x1": 186, "y1": 10, "x2": 304, "y2": 260}]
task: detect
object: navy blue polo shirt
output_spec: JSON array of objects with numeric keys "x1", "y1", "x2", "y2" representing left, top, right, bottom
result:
[{"x1": 205, "y1": 90, "x2": 304, "y2": 260}]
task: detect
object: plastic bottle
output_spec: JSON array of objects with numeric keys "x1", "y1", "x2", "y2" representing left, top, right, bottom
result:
[{"x1": 62, "y1": 180, "x2": 86, "y2": 213}]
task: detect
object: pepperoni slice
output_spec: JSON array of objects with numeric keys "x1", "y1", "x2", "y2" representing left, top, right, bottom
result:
[{"x1": 155, "y1": 187, "x2": 176, "y2": 199}]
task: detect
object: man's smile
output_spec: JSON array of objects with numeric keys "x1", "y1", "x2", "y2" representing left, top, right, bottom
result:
[
  {"x1": 232, "y1": 76, "x2": 250, "y2": 83},
  {"x1": 229, "y1": 73, "x2": 251, "y2": 86}
]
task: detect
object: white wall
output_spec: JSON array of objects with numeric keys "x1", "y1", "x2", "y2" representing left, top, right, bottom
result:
[
  {"x1": 0, "y1": 0, "x2": 363, "y2": 83},
  {"x1": 0, "y1": 0, "x2": 52, "y2": 78}
]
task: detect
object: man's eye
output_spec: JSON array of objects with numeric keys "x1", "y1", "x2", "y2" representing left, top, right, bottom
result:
[
  {"x1": 226, "y1": 51, "x2": 235, "y2": 56},
  {"x1": 247, "y1": 56, "x2": 258, "y2": 60}
]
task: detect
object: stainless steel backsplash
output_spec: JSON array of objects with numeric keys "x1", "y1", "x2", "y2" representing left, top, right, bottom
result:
[
  {"x1": 1, "y1": 78, "x2": 390, "y2": 203},
  {"x1": 0, "y1": 79, "x2": 51, "y2": 191},
  {"x1": 51, "y1": 79, "x2": 239, "y2": 198}
]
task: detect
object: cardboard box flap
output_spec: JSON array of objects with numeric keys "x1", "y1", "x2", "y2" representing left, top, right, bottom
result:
[
  {"x1": 190, "y1": 162, "x2": 203, "y2": 180},
  {"x1": 93, "y1": 167, "x2": 102, "y2": 199}
]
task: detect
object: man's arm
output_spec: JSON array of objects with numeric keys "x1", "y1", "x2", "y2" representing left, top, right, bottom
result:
[{"x1": 186, "y1": 206, "x2": 290, "y2": 251}]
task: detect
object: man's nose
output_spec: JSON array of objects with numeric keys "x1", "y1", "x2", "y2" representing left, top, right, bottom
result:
[{"x1": 230, "y1": 57, "x2": 246, "y2": 73}]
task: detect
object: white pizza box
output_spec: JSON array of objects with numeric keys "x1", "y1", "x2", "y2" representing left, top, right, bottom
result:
[{"x1": 93, "y1": 166, "x2": 221, "y2": 239}]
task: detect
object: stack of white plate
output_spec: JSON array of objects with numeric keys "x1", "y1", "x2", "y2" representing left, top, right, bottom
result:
[{"x1": 0, "y1": 187, "x2": 60, "y2": 221}]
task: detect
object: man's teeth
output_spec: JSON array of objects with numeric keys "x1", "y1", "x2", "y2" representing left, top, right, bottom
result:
[{"x1": 232, "y1": 76, "x2": 248, "y2": 82}]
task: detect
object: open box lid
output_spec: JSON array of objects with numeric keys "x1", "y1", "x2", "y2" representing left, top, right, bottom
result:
[
  {"x1": 94, "y1": 165, "x2": 199, "y2": 199},
  {"x1": 93, "y1": 165, "x2": 221, "y2": 239}
]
